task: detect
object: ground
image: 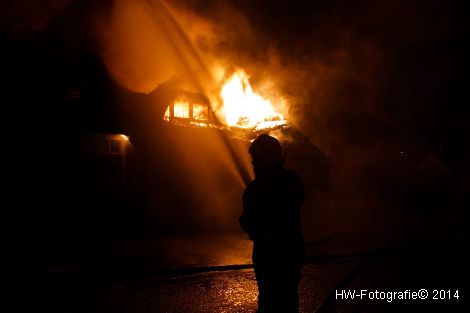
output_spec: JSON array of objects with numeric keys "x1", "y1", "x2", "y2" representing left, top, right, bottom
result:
[{"x1": 7, "y1": 233, "x2": 466, "y2": 313}]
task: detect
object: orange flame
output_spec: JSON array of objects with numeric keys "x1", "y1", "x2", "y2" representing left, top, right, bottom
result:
[
  {"x1": 220, "y1": 70, "x2": 286, "y2": 130},
  {"x1": 164, "y1": 100, "x2": 211, "y2": 127}
]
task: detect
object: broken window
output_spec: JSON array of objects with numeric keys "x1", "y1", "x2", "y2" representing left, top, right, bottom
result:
[
  {"x1": 164, "y1": 99, "x2": 211, "y2": 125},
  {"x1": 173, "y1": 100, "x2": 190, "y2": 118},
  {"x1": 193, "y1": 103, "x2": 208, "y2": 121}
]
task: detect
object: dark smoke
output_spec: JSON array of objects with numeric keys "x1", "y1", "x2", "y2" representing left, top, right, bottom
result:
[
  {"x1": 155, "y1": 0, "x2": 465, "y2": 246},
  {"x1": 2, "y1": 0, "x2": 466, "y2": 249}
]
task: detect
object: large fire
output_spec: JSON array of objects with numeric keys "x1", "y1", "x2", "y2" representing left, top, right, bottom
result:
[
  {"x1": 163, "y1": 70, "x2": 287, "y2": 131},
  {"x1": 220, "y1": 71, "x2": 286, "y2": 131}
]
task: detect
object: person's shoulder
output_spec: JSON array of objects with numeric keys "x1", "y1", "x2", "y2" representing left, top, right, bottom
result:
[
  {"x1": 244, "y1": 179, "x2": 257, "y2": 193},
  {"x1": 243, "y1": 180, "x2": 260, "y2": 202},
  {"x1": 281, "y1": 168, "x2": 303, "y2": 187},
  {"x1": 282, "y1": 168, "x2": 301, "y2": 180}
]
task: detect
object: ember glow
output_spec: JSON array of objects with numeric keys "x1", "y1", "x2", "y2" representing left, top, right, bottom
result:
[
  {"x1": 220, "y1": 71, "x2": 286, "y2": 130},
  {"x1": 164, "y1": 100, "x2": 190, "y2": 120},
  {"x1": 163, "y1": 70, "x2": 286, "y2": 131},
  {"x1": 164, "y1": 100, "x2": 211, "y2": 127}
]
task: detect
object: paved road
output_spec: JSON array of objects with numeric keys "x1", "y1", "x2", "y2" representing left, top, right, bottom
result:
[
  {"x1": 6, "y1": 261, "x2": 359, "y2": 313},
  {"x1": 7, "y1": 233, "x2": 466, "y2": 313},
  {"x1": 100, "y1": 262, "x2": 360, "y2": 313}
]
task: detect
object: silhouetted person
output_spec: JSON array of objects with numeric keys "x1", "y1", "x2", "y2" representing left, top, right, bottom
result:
[{"x1": 240, "y1": 134, "x2": 305, "y2": 313}]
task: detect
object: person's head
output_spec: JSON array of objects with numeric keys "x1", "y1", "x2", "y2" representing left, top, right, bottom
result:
[{"x1": 249, "y1": 134, "x2": 285, "y2": 175}]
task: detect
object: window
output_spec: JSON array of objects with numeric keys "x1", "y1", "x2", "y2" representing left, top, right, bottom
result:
[
  {"x1": 173, "y1": 100, "x2": 190, "y2": 118},
  {"x1": 96, "y1": 137, "x2": 123, "y2": 155},
  {"x1": 193, "y1": 103, "x2": 208, "y2": 121},
  {"x1": 109, "y1": 140, "x2": 121, "y2": 154},
  {"x1": 163, "y1": 99, "x2": 211, "y2": 125}
]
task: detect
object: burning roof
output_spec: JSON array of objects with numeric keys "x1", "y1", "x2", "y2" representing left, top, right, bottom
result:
[
  {"x1": 156, "y1": 72, "x2": 331, "y2": 192},
  {"x1": 160, "y1": 69, "x2": 288, "y2": 140}
]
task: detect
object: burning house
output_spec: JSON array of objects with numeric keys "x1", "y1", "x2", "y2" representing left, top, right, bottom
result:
[
  {"x1": 63, "y1": 62, "x2": 331, "y2": 235},
  {"x1": 15, "y1": 0, "x2": 333, "y2": 238},
  {"x1": 155, "y1": 71, "x2": 331, "y2": 191},
  {"x1": 113, "y1": 71, "x2": 332, "y2": 234}
]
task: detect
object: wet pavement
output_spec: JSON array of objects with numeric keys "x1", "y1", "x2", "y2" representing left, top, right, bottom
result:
[
  {"x1": 89, "y1": 262, "x2": 360, "y2": 313},
  {"x1": 89, "y1": 233, "x2": 253, "y2": 273},
  {"x1": 7, "y1": 233, "x2": 466, "y2": 313},
  {"x1": 7, "y1": 260, "x2": 360, "y2": 313}
]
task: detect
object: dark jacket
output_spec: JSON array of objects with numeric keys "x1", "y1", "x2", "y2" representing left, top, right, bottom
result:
[{"x1": 240, "y1": 167, "x2": 305, "y2": 264}]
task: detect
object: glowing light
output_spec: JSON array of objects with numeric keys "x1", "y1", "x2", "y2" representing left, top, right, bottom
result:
[
  {"x1": 163, "y1": 100, "x2": 210, "y2": 127},
  {"x1": 174, "y1": 100, "x2": 190, "y2": 118},
  {"x1": 120, "y1": 134, "x2": 129, "y2": 141},
  {"x1": 193, "y1": 103, "x2": 209, "y2": 121},
  {"x1": 220, "y1": 70, "x2": 286, "y2": 130}
]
